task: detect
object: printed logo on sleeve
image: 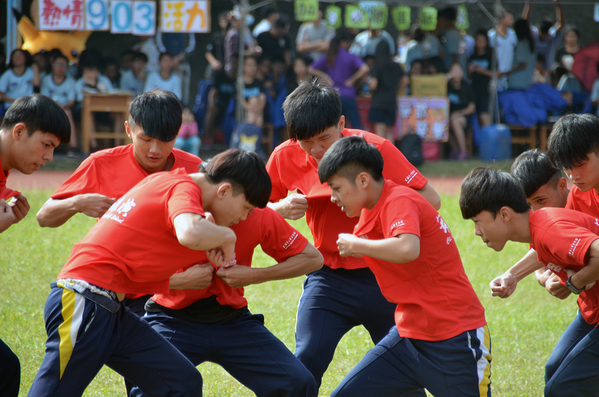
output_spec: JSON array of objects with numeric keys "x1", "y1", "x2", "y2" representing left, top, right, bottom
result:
[
  {"x1": 568, "y1": 238, "x2": 581, "y2": 258},
  {"x1": 404, "y1": 170, "x2": 418, "y2": 185},
  {"x1": 595, "y1": 219, "x2": 599, "y2": 228},
  {"x1": 102, "y1": 197, "x2": 137, "y2": 224},
  {"x1": 282, "y1": 231, "x2": 299, "y2": 250},
  {"x1": 389, "y1": 220, "x2": 405, "y2": 235}
]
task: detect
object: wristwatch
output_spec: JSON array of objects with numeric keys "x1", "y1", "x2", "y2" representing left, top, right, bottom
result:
[{"x1": 566, "y1": 276, "x2": 586, "y2": 295}]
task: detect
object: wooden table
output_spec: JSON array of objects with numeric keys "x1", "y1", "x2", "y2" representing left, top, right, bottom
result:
[{"x1": 81, "y1": 92, "x2": 132, "y2": 153}]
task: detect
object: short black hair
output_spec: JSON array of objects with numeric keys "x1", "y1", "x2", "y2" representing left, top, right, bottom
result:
[
  {"x1": 133, "y1": 52, "x2": 148, "y2": 63},
  {"x1": 129, "y1": 90, "x2": 182, "y2": 142},
  {"x1": 460, "y1": 167, "x2": 530, "y2": 219},
  {"x1": 53, "y1": 53, "x2": 68, "y2": 64},
  {"x1": 283, "y1": 79, "x2": 342, "y2": 141},
  {"x1": 201, "y1": 149, "x2": 272, "y2": 208},
  {"x1": 438, "y1": 7, "x2": 457, "y2": 22},
  {"x1": 540, "y1": 20, "x2": 553, "y2": 35},
  {"x1": 318, "y1": 136, "x2": 384, "y2": 184},
  {"x1": 547, "y1": 114, "x2": 599, "y2": 170},
  {"x1": 274, "y1": 17, "x2": 288, "y2": 29},
  {"x1": 511, "y1": 150, "x2": 561, "y2": 198},
  {"x1": 1, "y1": 95, "x2": 70, "y2": 144}
]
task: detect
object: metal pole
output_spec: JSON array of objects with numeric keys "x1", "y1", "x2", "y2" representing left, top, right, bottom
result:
[
  {"x1": 235, "y1": 1, "x2": 249, "y2": 125},
  {"x1": 6, "y1": 0, "x2": 23, "y2": 62}
]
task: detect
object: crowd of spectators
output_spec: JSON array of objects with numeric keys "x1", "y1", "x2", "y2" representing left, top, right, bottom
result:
[{"x1": 0, "y1": 1, "x2": 594, "y2": 160}]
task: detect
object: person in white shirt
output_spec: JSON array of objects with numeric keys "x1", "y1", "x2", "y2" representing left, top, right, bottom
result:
[
  {"x1": 488, "y1": 8, "x2": 517, "y2": 90},
  {"x1": 0, "y1": 49, "x2": 40, "y2": 114},
  {"x1": 41, "y1": 53, "x2": 78, "y2": 156},
  {"x1": 144, "y1": 53, "x2": 182, "y2": 100}
]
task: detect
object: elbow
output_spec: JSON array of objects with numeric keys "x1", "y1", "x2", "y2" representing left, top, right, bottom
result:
[
  {"x1": 305, "y1": 246, "x2": 324, "y2": 272},
  {"x1": 36, "y1": 208, "x2": 54, "y2": 228},
  {"x1": 311, "y1": 250, "x2": 325, "y2": 271},
  {"x1": 176, "y1": 228, "x2": 202, "y2": 249},
  {"x1": 432, "y1": 195, "x2": 441, "y2": 210},
  {"x1": 402, "y1": 246, "x2": 420, "y2": 263}
]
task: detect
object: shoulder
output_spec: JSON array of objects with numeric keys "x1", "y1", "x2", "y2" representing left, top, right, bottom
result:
[
  {"x1": 41, "y1": 74, "x2": 52, "y2": 84},
  {"x1": 172, "y1": 149, "x2": 202, "y2": 171}
]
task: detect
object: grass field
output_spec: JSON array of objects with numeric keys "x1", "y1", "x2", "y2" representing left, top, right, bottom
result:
[{"x1": 1, "y1": 190, "x2": 577, "y2": 396}]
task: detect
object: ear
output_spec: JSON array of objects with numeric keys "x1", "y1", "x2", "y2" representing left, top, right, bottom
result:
[
  {"x1": 557, "y1": 177, "x2": 568, "y2": 194},
  {"x1": 338, "y1": 116, "x2": 345, "y2": 132},
  {"x1": 355, "y1": 172, "x2": 370, "y2": 189},
  {"x1": 216, "y1": 182, "x2": 232, "y2": 199},
  {"x1": 124, "y1": 121, "x2": 132, "y2": 139},
  {"x1": 12, "y1": 123, "x2": 27, "y2": 141},
  {"x1": 499, "y1": 206, "x2": 512, "y2": 222}
]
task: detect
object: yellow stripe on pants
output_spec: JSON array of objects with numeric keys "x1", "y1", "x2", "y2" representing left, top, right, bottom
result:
[{"x1": 57, "y1": 288, "x2": 77, "y2": 379}]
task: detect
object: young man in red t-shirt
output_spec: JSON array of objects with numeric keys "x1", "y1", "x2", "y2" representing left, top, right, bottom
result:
[
  {"x1": 0, "y1": 94, "x2": 70, "y2": 397},
  {"x1": 461, "y1": 167, "x2": 599, "y2": 397},
  {"x1": 28, "y1": 149, "x2": 272, "y2": 397},
  {"x1": 37, "y1": 89, "x2": 202, "y2": 229},
  {"x1": 266, "y1": 79, "x2": 439, "y2": 391},
  {"x1": 317, "y1": 137, "x2": 490, "y2": 397},
  {"x1": 547, "y1": 114, "x2": 599, "y2": 217},
  {"x1": 511, "y1": 149, "x2": 571, "y2": 298},
  {"x1": 129, "y1": 207, "x2": 323, "y2": 397},
  {"x1": 37, "y1": 89, "x2": 207, "y2": 318}
]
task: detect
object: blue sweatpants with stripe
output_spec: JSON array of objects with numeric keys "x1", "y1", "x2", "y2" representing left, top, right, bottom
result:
[
  {"x1": 27, "y1": 283, "x2": 202, "y2": 397},
  {"x1": 545, "y1": 311, "x2": 599, "y2": 397},
  {"x1": 295, "y1": 266, "x2": 425, "y2": 396},
  {"x1": 130, "y1": 309, "x2": 317, "y2": 397},
  {"x1": 331, "y1": 325, "x2": 493, "y2": 397}
]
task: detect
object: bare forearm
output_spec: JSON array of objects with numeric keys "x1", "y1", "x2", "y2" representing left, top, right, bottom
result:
[
  {"x1": 352, "y1": 235, "x2": 419, "y2": 264},
  {"x1": 508, "y1": 249, "x2": 545, "y2": 281},
  {"x1": 250, "y1": 246, "x2": 323, "y2": 285},
  {"x1": 37, "y1": 198, "x2": 79, "y2": 227},
  {"x1": 175, "y1": 214, "x2": 237, "y2": 251}
]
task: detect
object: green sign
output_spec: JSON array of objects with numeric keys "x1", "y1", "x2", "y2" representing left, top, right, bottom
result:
[
  {"x1": 420, "y1": 6, "x2": 437, "y2": 31},
  {"x1": 325, "y1": 5, "x2": 342, "y2": 29},
  {"x1": 294, "y1": 0, "x2": 318, "y2": 22},
  {"x1": 369, "y1": 5, "x2": 388, "y2": 29},
  {"x1": 345, "y1": 4, "x2": 368, "y2": 29},
  {"x1": 392, "y1": 6, "x2": 411, "y2": 31},
  {"x1": 456, "y1": 4, "x2": 469, "y2": 30}
]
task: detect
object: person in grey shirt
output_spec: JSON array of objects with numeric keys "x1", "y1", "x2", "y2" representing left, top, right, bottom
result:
[
  {"x1": 120, "y1": 52, "x2": 148, "y2": 96},
  {"x1": 350, "y1": 28, "x2": 395, "y2": 59},
  {"x1": 438, "y1": 7, "x2": 468, "y2": 73},
  {"x1": 296, "y1": 8, "x2": 335, "y2": 62},
  {"x1": 506, "y1": 19, "x2": 537, "y2": 90}
]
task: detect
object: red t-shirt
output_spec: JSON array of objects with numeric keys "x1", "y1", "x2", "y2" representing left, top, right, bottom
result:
[
  {"x1": 530, "y1": 208, "x2": 599, "y2": 325},
  {"x1": 51, "y1": 144, "x2": 202, "y2": 200},
  {"x1": 566, "y1": 186, "x2": 599, "y2": 218},
  {"x1": 266, "y1": 129, "x2": 428, "y2": 270},
  {"x1": 354, "y1": 181, "x2": 486, "y2": 341},
  {"x1": 151, "y1": 207, "x2": 309, "y2": 309},
  {"x1": 0, "y1": 154, "x2": 20, "y2": 200},
  {"x1": 57, "y1": 169, "x2": 207, "y2": 296}
]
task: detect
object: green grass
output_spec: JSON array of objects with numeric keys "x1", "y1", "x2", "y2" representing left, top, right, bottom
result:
[{"x1": 2, "y1": 191, "x2": 577, "y2": 396}]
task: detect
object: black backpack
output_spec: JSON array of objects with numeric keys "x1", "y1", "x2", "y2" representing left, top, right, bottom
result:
[{"x1": 399, "y1": 134, "x2": 423, "y2": 166}]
